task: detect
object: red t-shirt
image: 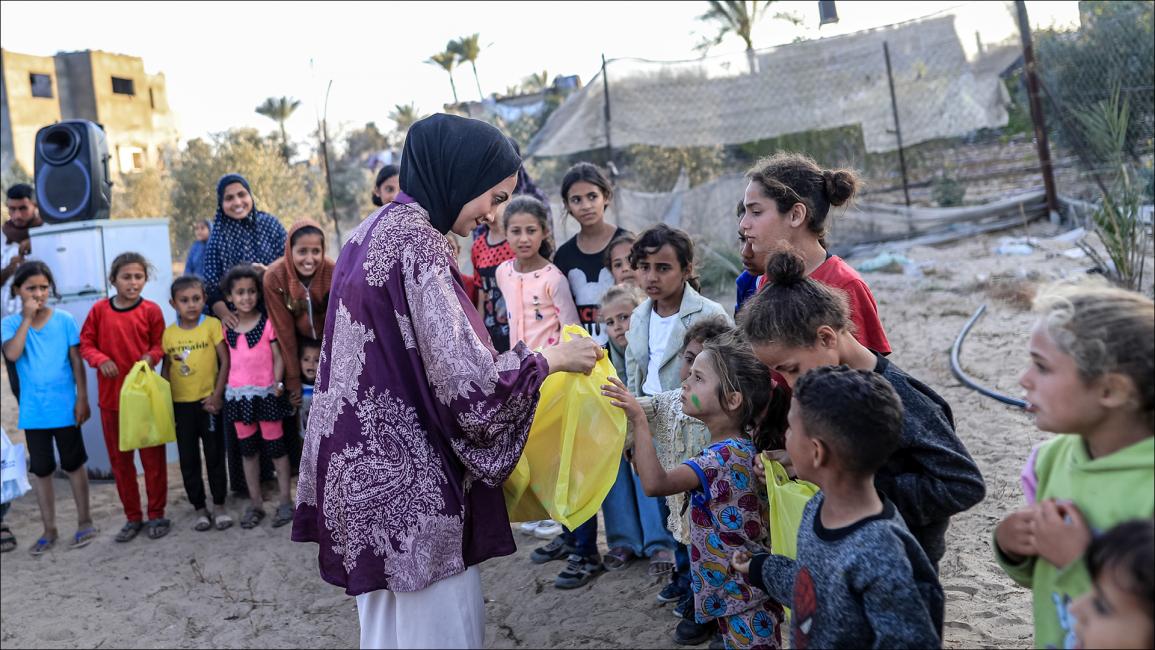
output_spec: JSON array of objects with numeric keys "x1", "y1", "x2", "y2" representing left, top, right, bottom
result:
[
  {"x1": 79, "y1": 297, "x2": 165, "y2": 410},
  {"x1": 757, "y1": 255, "x2": 891, "y2": 354}
]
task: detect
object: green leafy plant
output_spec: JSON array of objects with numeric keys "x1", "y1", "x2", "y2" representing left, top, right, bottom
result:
[
  {"x1": 1073, "y1": 90, "x2": 1151, "y2": 292},
  {"x1": 931, "y1": 174, "x2": 966, "y2": 207}
]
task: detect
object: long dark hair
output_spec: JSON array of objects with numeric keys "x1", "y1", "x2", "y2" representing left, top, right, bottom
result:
[
  {"x1": 629, "y1": 223, "x2": 701, "y2": 292},
  {"x1": 746, "y1": 152, "x2": 859, "y2": 243},
  {"x1": 739, "y1": 249, "x2": 853, "y2": 348},
  {"x1": 371, "y1": 164, "x2": 400, "y2": 207}
]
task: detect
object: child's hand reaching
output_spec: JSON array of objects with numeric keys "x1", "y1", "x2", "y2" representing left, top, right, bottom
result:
[
  {"x1": 1032, "y1": 499, "x2": 1091, "y2": 569},
  {"x1": 602, "y1": 376, "x2": 644, "y2": 423},
  {"x1": 731, "y1": 550, "x2": 752, "y2": 575},
  {"x1": 995, "y1": 503, "x2": 1040, "y2": 562}
]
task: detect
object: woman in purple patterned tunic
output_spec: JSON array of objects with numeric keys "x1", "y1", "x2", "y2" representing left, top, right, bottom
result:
[{"x1": 292, "y1": 114, "x2": 601, "y2": 649}]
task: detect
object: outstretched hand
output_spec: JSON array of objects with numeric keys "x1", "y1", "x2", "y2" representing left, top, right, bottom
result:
[{"x1": 601, "y1": 376, "x2": 644, "y2": 423}]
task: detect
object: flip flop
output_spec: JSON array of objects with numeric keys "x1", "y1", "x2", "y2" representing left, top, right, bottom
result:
[
  {"x1": 240, "y1": 506, "x2": 266, "y2": 529},
  {"x1": 146, "y1": 518, "x2": 172, "y2": 540},
  {"x1": 271, "y1": 503, "x2": 294, "y2": 528},
  {"x1": 69, "y1": 526, "x2": 98, "y2": 550},
  {"x1": 604, "y1": 546, "x2": 636, "y2": 571},
  {"x1": 115, "y1": 521, "x2": 144, "y2": 543},
  {"x1": 647, "y1": 549, "x2": 675, "y2": 577},
  {"x1": 0, "y1": 524, "x2": 15, "y2": 553},
  {"x1": 29, "y1": 536, "x2": 56, "y2": 557}
]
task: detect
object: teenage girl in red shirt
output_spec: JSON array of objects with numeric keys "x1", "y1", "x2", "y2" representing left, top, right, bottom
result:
[{"x1": 738, "y1": 152, "x2": 890, "y2": 355}]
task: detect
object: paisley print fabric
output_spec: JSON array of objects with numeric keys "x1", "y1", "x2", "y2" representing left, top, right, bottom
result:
[{"x1": 293, "y1": 193, "x2": 549, "y2": 596}]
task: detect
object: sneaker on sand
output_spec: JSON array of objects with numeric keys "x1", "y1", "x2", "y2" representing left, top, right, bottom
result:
[
  {"x1": 674, "y1": 619, "x2": 714, "y2": 646},
  {"x1": 533, "y1": 519, "x2": 563, "y2": 539},
  {"x1": 555, "y1": 553, "x2": 605, "y2": 590},
  {"x1": 657, "y1": 581, "x2": 685, "y2": 604},
  {"x1": 517, "y1": 520, "x2": 541, "y2": 535},
  {"x1": 530, "y1": 535, "x2": 573, "y2": 564}
]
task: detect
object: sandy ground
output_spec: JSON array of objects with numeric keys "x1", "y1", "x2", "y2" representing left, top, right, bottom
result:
[{"x1": 1, "y1": 223, "x2": 1140, "y2": 649}]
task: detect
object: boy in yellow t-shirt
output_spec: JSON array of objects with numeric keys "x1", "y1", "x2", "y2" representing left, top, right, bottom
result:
[{"x1": 161, "y1": 276, "x2": 231, "y2": 531}]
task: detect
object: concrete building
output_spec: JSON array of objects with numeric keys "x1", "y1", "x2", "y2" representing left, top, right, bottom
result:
[{"x1": 1, "y1": 48, "x2": 180, "y2": 177}]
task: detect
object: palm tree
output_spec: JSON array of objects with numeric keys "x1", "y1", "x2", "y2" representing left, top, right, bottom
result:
[
  {"x1": 522, "y1": 70, "x2": 550, "y2": 94},
  {"x1": 449, "y1": 33, "x2": 485, "y2": 100},
  {"x1": 427, "y1": 48, "x2": 460, "y2": 104},
  {"x1": 389, "y1": 102, "x2": 422, "y2": 134},
  {"x1": 696, "y1": 0, "x2": 800, "y2": 74},
  {"x1": 255, "y1": 96, "x2": 301, "y2": 160}
]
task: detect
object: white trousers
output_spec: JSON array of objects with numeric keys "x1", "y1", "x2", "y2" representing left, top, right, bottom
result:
[{"x1": 356, "y1": 566, "x2": 484, "y2": 649}]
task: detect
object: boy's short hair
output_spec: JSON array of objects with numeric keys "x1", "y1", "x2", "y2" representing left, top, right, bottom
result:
[
  {"x1": 682, "y1": 315, "x2": 732, "y2": 351},
  {"x1": 298, "y1": 337, "x2": 322, "y2": 355},
  {"x1": 170, "y1": 275, "x2": 205, "y2": 299},
  {"x1": 793, "y1": 365, "x2": 903, "y2": 475},
  {"x1": 1087, "y1": 519, "x2": 1154, "y2": 614}
]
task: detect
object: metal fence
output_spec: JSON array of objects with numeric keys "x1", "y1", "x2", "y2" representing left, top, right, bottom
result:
[{"x1": 498, "y1": 2, "x2": 1155, "y2": 288}]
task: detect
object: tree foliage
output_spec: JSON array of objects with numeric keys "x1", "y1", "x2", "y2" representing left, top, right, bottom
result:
[
  {"x1": 1034, "y1": 1, "x2": 1154, "y2": 163},
  {"x1": 255, "y1": 96, "x2": 302, "y2": 161},
  {"x1": 112, "y1": 167, "x2": 174, "y2": 220},
  {"x1": 427, "y1": 48, "x2": 460, "y2": 104},
  {"x1": 169, "y1": 128, "x2": 322, "y2": 258},
  {"x1": 449, "y1": 33, "x2": 485, "y2": 100}
]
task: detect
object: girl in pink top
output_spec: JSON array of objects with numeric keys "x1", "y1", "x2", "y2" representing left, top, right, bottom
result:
[
  {"x1": 496, "y1": 196, "x2": 580, "y2": 350},
  {"x1": 219, "y1": 265, "x2": 294, "y2": 530}
]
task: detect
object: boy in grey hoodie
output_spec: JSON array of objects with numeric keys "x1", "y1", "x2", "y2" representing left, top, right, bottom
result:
[{"x1": 734, "y1": 366, "x2": 943, "y2": 649}]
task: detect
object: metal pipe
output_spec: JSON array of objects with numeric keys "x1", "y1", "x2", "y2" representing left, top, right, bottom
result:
[
  {"x1": 950, "y1": 304, "x2": 1029, "y2": 409},
  {"x1": 1015, "y1": 0, "x2": 1060, "y2": 220},
  {"x1": 883, "y1": 41, "x2": 912, "y2": 213}
]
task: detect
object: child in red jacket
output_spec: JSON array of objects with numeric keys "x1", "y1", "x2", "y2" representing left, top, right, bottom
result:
[{"x1": 79, "y1": 252, "x2": 167, "y2": 543}]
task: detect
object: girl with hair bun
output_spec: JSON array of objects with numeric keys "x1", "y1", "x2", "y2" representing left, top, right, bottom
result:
[
  {"x1": 739, "y1": 152, "x2": 890, "y2": 354},
  {"x1": 740, "y1": 249, "x2": 985, "y2": 571}
]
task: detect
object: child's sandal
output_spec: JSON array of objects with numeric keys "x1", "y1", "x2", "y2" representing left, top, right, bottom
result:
[
  {"x1": 215, "y1": 513, "x2": 234, "y2": 531},
  {"x1": 115, "y1": 521, "x2": 144, "y2": 543},
  {"x1": 240, "y1": 506, "x2": 266, "y2": 529},
  {"x1": 193, "y1": 513, "x2": 213, "y2": 532}
]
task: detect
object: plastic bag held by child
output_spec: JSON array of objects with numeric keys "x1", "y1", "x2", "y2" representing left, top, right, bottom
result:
[
  {"x1": 118, "y1": 361, "x2": 177, "y2": 452},
  {"x1": 504, "y1": 325, "x2": 627, "y2": 529},
  {"x1": 763, "y1": 456, "x2": 818, "y2": 560},
  {"x1": 1, "y1": 427, "x2": 32, "y2": 504}
]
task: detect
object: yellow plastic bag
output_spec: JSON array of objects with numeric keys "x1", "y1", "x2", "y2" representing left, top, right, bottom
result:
[
  {"x1": 763, "y1": 457, "x2": 818, "y2": 560},
  {"x1": 118, "y1": 361, "x2": 176, "y2": 452},
  {"x1": 504, "y1": 325, "x2": 626, "y2": 529}
]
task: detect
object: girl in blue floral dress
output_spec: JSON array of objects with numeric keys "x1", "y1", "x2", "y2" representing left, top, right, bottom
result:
[{"x1": 604, "y1": 332, "x2": 788, "y2": 649}]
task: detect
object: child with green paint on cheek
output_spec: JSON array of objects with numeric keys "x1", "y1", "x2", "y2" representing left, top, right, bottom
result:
[{"x1": 603, "y1": 332, "x2": 792, "y2": 648}]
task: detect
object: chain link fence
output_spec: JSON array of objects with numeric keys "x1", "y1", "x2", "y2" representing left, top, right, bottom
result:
[{"x1": 492, "y1": 2, "x2": 1155, "y2": 292}]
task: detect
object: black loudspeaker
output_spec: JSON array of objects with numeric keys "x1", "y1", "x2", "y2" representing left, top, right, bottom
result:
[{"x1": 34, "y1": 120, "x2": 112, "y2": 223}]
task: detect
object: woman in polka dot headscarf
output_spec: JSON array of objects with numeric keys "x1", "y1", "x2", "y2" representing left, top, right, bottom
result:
[{"x1": 202, "y1": 173, "x2": 288, "y2": 329}]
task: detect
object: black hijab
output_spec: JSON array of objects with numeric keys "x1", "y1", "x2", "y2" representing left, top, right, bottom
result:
[{"x1": 399, "y1": 114, "x2": 521, "y2": 234}]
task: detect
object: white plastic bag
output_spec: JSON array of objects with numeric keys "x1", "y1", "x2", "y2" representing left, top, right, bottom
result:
[{"x1": 1, "y1": 427, "x2": 32, "y2": 504}]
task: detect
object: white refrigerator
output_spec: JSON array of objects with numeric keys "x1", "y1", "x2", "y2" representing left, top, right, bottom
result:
[{"x1": 28, "y1": 218, "x2": 178, "y2": 479}]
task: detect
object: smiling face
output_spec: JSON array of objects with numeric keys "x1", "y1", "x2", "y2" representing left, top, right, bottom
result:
[
  {"x1": 221, "y1": 182, "x2": 254, "y2": 221},
  {"x1": 228, "y1": 277, "x2": 259, "y2": 316},
  {"x1": 171, "y1": 285, "x2": 206, "y2": 325},
  {"x1": 112, "y1": 263, "x2": 147, "y2": 304},
  {"x1": 450, "y1": 174, "x2": 517, "y2": 237},
  {"x1": 374, "y1": 174, "x2": 399, "y2": 206},
  {"x1": 601, "y1": 298, "x2": 635, "y2": 349},
  {"x1": 565, "y1": 180, "x2": 609, "y2": 229},
  {"x1": 505, "y1": 211, "x2": 546, "y2": 262},
  {"x1": 1019, "y1": 320, "x2": 1106, "y2": 434},
  {"x1": 1072, "y1": 568, "x2": 1155, "y2": 649},
  {"x1": 636, "y1": 244, "x2": 689, "y2": 307},
  {"x1": 16, "y1": 273, "x2": 51, "y2": 312},
  {"x1": 291, "y1": 233, "x2": 324, "y2": 280},
  {"x1": 739, "y1": 181, "x2": 800, "y2": 260},
  {"x1": 608, "y1": 241, "x2": 636, "y2": 285}
]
